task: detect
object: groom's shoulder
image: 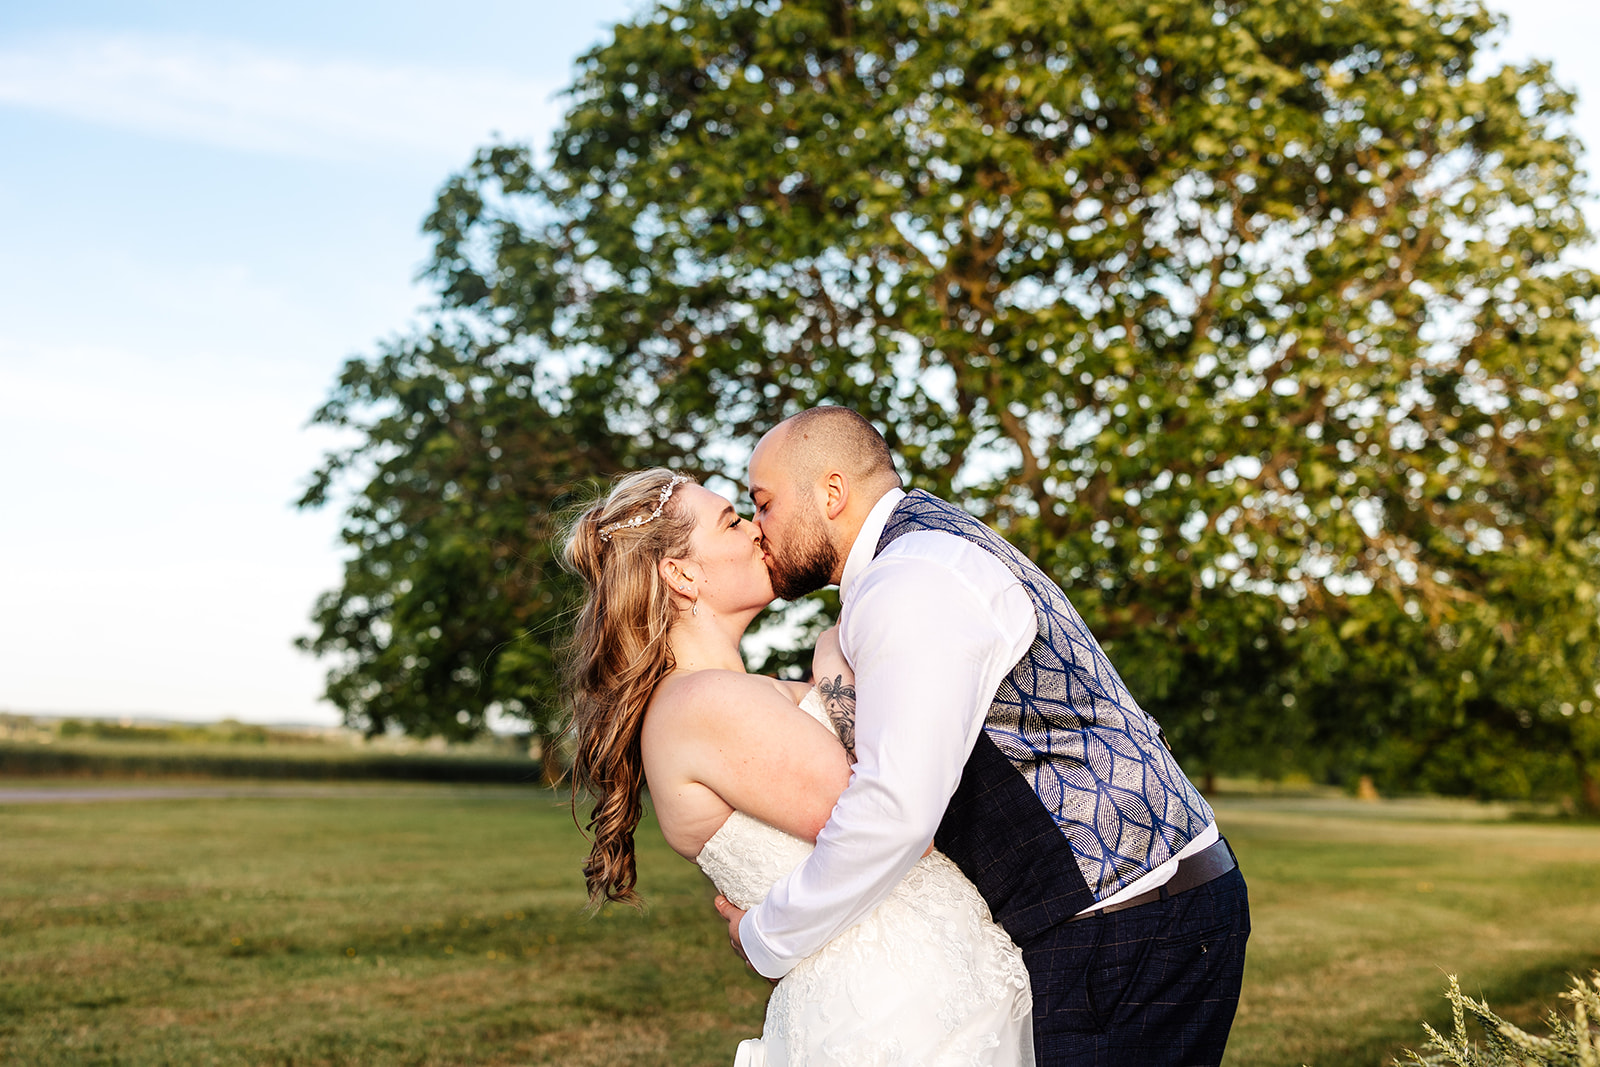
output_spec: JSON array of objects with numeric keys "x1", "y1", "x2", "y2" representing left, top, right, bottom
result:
[{"x1": 859, "y1": 527, "x2": 1017, "y2": 597}]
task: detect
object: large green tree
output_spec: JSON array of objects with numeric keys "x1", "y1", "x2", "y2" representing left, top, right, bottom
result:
[
  {"x1": 297, "y1": 330, "x2": 643, "y2": 766},
  {"x1": 308, "y1": 0, "x2": 1600, "y2": 804}
]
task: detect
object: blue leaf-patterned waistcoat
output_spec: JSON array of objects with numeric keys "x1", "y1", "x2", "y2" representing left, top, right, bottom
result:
[{"x1": 875, "y1": 490, "x2": 1215, "y2": 944}]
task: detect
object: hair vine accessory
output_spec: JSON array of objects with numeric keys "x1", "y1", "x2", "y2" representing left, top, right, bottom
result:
[{"x1": 599, "y1": 474, "x2": 692, "y2": 542}]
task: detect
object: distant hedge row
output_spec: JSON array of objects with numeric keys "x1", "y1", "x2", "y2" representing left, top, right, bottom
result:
[{"x1": 0, "y1": 742, "x2": 544, "y2": 784}]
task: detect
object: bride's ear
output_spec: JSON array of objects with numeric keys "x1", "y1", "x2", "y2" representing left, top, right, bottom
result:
[{"x1": 659, "y1": 557, "x2": 692, "y2": 591}]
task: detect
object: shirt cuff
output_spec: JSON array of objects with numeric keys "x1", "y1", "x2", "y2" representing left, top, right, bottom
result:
[{"x1": 739, "y1": 909, "x2": 790, "y2": 980}]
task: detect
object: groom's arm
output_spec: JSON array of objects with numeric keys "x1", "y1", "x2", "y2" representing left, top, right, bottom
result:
[{"x1": 737, "y1": 535, "x2": 1035, "y2": 979}]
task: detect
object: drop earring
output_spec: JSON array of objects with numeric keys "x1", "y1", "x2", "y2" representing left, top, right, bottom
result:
[{"x1": 692, "y1": 601, "x2": 700, "y2": 617}]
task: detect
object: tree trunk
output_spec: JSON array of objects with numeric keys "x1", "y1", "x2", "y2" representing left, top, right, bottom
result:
[{"x1": 1580, "y1": 762, "x2": 1600, "y2": 817}]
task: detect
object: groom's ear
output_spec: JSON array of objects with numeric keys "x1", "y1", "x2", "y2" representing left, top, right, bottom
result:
[{"x1": 822, "y1": 471, "x2": 849, "y2": 520}]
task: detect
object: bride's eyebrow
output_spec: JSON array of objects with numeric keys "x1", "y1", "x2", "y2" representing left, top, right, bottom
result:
[{"x1": 719, "y1": 505, "x2": 737, "y2": 524}]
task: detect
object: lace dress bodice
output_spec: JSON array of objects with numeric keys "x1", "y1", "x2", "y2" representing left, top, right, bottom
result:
[
  {"x1": 697, "y1": 809, "x2": 815, "y2": 912},
  {"x1": 694, "y1": 689, "x2": 1034, "y2": 1067}
]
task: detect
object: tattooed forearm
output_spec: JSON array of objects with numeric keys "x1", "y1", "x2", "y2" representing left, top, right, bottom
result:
[{"x1": 819, "y1": 673, "x2": 857, "y2": 760}]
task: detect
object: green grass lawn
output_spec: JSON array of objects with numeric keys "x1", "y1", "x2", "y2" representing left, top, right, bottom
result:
[{"x1": 1, "y1": 783, "x2": 1596, "y2": 1066}]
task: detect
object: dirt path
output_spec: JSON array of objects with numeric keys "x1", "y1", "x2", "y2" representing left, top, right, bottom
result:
[
  {"x1": 0, "y1": 785, "x2": 369, "y2": 804},
  {"x1": 0, "y1": 783, "x2": 540, "y2": 804}
]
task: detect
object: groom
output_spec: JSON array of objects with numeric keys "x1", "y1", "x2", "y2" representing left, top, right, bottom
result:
[{"x1": 715, "y1": 406, "x2": 1250, "y2": 1065}]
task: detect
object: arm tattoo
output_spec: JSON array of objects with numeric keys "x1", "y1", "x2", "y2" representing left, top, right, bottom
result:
[{"x1": 819, "y1": 673, "x2": 857, "y2": 761}]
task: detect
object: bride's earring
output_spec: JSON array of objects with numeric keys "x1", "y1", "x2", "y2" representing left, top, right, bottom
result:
[{"x1": 692, "y1": 601, "x2": 699, "y2": 617}]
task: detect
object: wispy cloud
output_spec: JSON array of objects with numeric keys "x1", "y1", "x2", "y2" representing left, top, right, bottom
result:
[{"x1": 0, "y1": 33, "x2": 565, "y2": 160}]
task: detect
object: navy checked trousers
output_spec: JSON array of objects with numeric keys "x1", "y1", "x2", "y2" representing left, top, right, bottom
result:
[{"x1": 1021, "y1": 865, "x2": 1250, "y2": 1066}]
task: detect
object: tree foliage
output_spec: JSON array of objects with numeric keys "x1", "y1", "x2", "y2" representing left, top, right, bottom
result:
[
  {"x1": 305, "y1": 0, "x2": 1600, "y2": 803},
  {"x1": 297, "y1": 330, "x2": 637, "y2": 758}
]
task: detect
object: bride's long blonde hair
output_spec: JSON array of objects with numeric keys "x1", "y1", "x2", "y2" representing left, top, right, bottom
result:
[{"x1": 560, "y1": 468, "x2": 698, "y2": 907}]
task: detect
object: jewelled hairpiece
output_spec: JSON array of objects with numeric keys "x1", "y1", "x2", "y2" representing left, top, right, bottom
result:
[{"x1": 598, "y1": 474, "x2": 692, "y2": 542}]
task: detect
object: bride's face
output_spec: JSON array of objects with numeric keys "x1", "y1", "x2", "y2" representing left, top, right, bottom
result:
[{"x1": 676, "y1": 484, "x2": 774, "y2": 612}]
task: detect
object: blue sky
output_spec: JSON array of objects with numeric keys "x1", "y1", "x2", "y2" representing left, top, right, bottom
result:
[{"x1": 1, "y1": 1, "x2": 1595, "y2": 726}]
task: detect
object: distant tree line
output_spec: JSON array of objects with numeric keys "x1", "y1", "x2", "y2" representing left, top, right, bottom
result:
[{"x1": 299, "y1": 0, "x2": 1600, "y2": 809}]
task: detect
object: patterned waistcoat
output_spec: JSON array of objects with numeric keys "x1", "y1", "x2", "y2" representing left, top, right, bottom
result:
[{"x1": 874, "y1": 490, "x2": 1215, "y2": 944}]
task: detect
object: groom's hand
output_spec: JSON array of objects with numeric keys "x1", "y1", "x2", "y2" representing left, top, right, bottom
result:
[
  {"x1": 714, "y1": 894, "x2": 777, "y2": 985},
  {"x1": 713, "y1": 894, "x2": 748, "y2": 960}
]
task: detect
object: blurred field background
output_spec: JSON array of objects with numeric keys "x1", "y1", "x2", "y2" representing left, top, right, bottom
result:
[
  {"x1": 3, "y1": 780, "x2": 1596, "y2": 1066},
  {"x1": 0, "y1": 714, "x2": 546, "y2": 785}
]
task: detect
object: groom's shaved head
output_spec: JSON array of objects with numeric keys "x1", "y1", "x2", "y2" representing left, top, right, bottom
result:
[
  {"x1": 748, "y1": 406, "x2": 900, "y2": 596},
  {"x1": 766, "y1": 407, "x2": 901, "y2": 493}
]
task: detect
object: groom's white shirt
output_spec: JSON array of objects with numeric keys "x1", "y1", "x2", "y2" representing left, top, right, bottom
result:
[
  {"x1": 740, "y1": 487, "x2": 1037, "y2": 978},
  {"x1": 740, "y1": 487, "x2": 1221, "y2": 979}
]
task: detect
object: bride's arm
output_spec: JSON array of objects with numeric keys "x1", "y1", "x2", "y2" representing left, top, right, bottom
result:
[
  {"x1": 810, "y1": 627, "x2": 856, "y2": 761},
  {"x1": 645, "y1": 670, "x2": 852, "y2": 845},
  {"x1": 810, "y1": 628, "x2": 931, "y2": 859}
]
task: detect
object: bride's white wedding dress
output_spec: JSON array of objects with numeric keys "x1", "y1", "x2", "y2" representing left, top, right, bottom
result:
[{"x1": 695, "y1": 689, "x2": 1035, "y2": 1066}]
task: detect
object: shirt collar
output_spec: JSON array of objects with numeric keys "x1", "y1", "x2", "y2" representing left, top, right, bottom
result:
[{"x1": 839, "y1": 487, "x2": 906, "y2": 600}]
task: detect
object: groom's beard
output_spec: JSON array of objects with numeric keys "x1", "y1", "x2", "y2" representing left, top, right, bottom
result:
[{"x1": 765, "y1": 506, "x2": 839, "y2": 601}]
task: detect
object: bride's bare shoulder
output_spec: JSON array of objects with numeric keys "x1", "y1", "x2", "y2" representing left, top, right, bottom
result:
[{"x1": 649, "y1": 669, "x2": 797, "y2": 721}]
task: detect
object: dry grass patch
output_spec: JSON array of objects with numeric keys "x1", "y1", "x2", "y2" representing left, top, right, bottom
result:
[
  {"x1": 1, "y1": 785, "x2": 1595, "y2": 1065},
  {"x1": 1220, "y1": 797, "x2": 1600, "y2": 1066}
]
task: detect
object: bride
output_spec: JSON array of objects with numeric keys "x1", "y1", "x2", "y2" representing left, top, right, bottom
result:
[{"x1": 562, "y1": 469, "x2": 1034, "y2": 1066}]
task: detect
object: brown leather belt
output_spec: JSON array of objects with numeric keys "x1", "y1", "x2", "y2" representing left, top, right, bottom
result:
[{"x1": 1069, "y1": 837, "x2": 1236, "y2": 921}]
